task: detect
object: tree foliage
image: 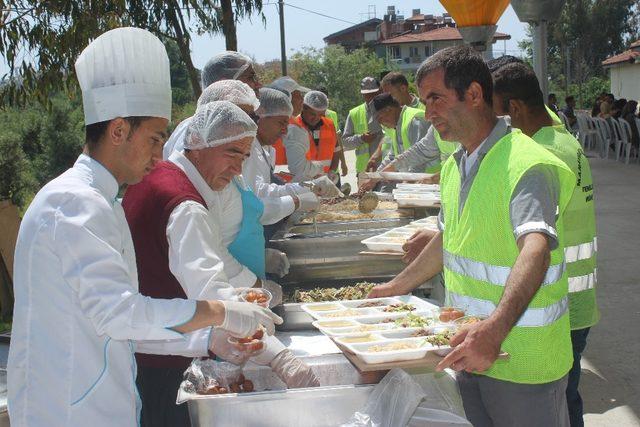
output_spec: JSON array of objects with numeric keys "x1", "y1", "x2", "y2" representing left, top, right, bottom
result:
[{"x1": 0, "y1": 1, "x2": 264, "y2": 106}]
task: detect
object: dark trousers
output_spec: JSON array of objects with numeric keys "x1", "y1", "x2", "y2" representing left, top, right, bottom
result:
[
  {"x1": 567, "y1": 328, "x2": 590, "y2": 427},
  {"x1": 136, "y1": 366, "x2": 190, "y2": 427}
]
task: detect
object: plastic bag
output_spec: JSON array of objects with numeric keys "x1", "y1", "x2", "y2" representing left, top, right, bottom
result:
[
  {"x1": 340, "y1": 368, "x2": 426, "y2": 427},
  {"x1": 179, "y1": 359, "x2": 250, "y2": 398}
]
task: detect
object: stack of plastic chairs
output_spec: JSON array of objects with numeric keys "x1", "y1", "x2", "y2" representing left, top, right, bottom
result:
[
  {"x1": 617, "y1": 118, "x2": 635, "y2": 164},
  {"x1": 576, "y1": 113, "x2": 597, "y2": 150},
  {"x1": 592, "y1": 117, "x2": 612, "y2": 159}
]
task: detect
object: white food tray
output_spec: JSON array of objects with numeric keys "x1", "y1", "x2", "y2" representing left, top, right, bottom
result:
[
  {"x1": 360, "y1": 234, "x2": 407, "y2": 252},
  {"x1": 411, "y1": 216, "x2": 439, "y2": 226},
  {"x1": 395, "y1": 194, "x2": 441, "y2": 208},
  {"x1": 395, "y1": 183, "x2": 440, "y2": 191},
  {"x1": 303, "y1": 295, "x2": 438, "y2": 321}
]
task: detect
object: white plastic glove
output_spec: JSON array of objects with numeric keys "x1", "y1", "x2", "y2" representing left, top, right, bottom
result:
[
  {"x1": 262, "y1": 279, "x2": 284, "y2": 307},
  {"x1": 250, "y1": 334, "x2": 286, "y2": 366},
  {"x1": 296, "y1": 191, "x2": 320, "y2": 211},
  {"x1": 270, "y1": 349, "x2": 320, "y2": 388},
  {"x1": 208, "y1": 328, "x2": 261, "y2": 365},
  {"x1": 220, "y1": 300, "x2": 282, "y2": 337},
  {"x1": 309, "y1": 176, "x2": 344, "y2": 198},
  {"x1": 265, "y1": 249, "x2": 290, "y2": 279}
]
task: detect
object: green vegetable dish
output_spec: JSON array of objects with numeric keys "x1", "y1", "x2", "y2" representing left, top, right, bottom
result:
[
  {"x1": 290, "y1": 282, "x2": 376, "y2": 303},
  {"x1": 394, "y1": 313, "x2": 431, "y2": 328},
  {"x1": 424, "y1": 329, "x2": 455, "y2": 347}
]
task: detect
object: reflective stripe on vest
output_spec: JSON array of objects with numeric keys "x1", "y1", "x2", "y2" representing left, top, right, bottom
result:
[
  {"x1": 565, "y1": 237, "x2": 597, "y2": 263},
  {"x1": 444, "y1": 250, "x2": 565, "y2": 289},
  {"x1": 568, "y1": 270, "x2": 597, "y2": 292},
  {"x1": 447, "y1": 291, "x2": 569, "y2": 328}
]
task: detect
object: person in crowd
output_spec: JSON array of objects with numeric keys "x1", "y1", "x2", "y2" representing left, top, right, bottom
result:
[
  {"x1": 591, "y1": 94, "x2": 605, "y2": 117},
  {"x1": 562, "y1": 96, "x2": 578, "y2": 129},
  {"x1": 612, "y1": 98, "x2": 627, "y2": 119},
  {"x1": 493, "y1": 62, "x2": 599, "y2": 427},
  {"x1": 317, "y1": 85, "x2": 349, "y2": 177},
  {"x1": 548, "y1": 93, "x2": 559, "y2": 113},
  {"x1": 381, "y1": 71, "x2": 423, "y2": 109},
  {"x1": 599, "y1": 100, "x2": 612, "y2": 119},
  {"x1": 163, "y1": 52, "x2": 262, "y2": 157},
  {"x1": 123, "y1": 100, "x2": 319, "y2": 426},
  {"x1": 7, "y1": 28, "x2": 281, "y2": 427},
  {"x1": 369, "y1": 45, "x2": 576, "y2": 427},
  {"x1": 622, "y1": 100, "x2": 639, "y2": 149},
  {"x1": 341, "y1": 77, "x2": 384, "y2": 174},
  {"x1": 281, "y1": 91, "x2": 341, "y2": 182}
]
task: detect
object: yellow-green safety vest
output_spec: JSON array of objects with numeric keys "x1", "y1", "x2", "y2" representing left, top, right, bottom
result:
[
  {"x1": 546, "y1": 105, "x2": 563, "y2": 126},
  {"x1": 440, "y1": 129, "x2": 576, "y2": 384},
  {"x1": 532, "y1": 124, "x2": 599, "y2": 330},
  {"x1": 326, "y1": 109, "x2": 339, "y2": 132},
  {"x1": 381, "y1": 106, "x2": 427, "y2": 168},
  {"x1": 348, "y1": 103, "x2": 371, "y2": 173},
  {"x1": 433, "y1": 129, "x2": 459, "y2": 172}
]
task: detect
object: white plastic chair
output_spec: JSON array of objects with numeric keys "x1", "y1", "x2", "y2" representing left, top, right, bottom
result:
[
  {"x1": 618, "y1": 118, "x2": 636, "y2": 164},
  {"x1": 586, "y1": 116, "x2": 599, "y2": 150},
  {"x1": 576, "y1": 114, "x2": 597, "y2": 150},
  {"x1": 634, "y1": 117, "x2": 640, "y2": 163},
  {"x1": 593, "y1": 117, "x2": 612, "y2": 159},
  {"x1": 557, "y1": 111, "x2": 570, "y2": 131}
]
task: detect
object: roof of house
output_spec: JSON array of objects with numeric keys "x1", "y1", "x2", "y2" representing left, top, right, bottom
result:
[
  {"x1": 602, "y1": 49, "x2": 640, "y2": 67},
  {"x1": 323, "y1": 18, "x2": 382, "y2": 42},
  {"x1": 380, "y1": 26, "x2": 510, "y2": 45}
]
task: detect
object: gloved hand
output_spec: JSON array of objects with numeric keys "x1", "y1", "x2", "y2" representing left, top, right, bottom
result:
[
  {"x1": 296, "y1": 191, "x2": 320, "y2": 211},
  {"x1": 220, "y1": 300, "x2": 283, "y2": 337},
  {"x1": 270, "y1": 349, "x2": 320, "y2": 388},
  {"x1": 265, "y1": 249, "x2": 290, "y2": 279},
  {"x1": 309, "y1": 176, "x2": 343, "y2": 198},
  {"x1": 208, "y1": 328, "x2": 261, "y2": 365},
  {"x1": 262, "y1": 279, "x2": 284, "y2": 307}
]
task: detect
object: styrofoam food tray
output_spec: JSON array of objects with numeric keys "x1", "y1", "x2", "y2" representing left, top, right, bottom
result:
[
  {"x1": 396, "y1": 195, "x2": 441, "y2": 208},
  {"x1": 395, "y1": 183, "x2": 440, "y2": 191},
  {"x1": 361, "y1": 235, "x2": 406, "y2": 252},
  {"x1": 346, "y1": 337, "x2": 438, "y2": 364},
  {"x1": 411, "y1": 216, "x2": 439, "y2": 226},
  {"x1": 304, "y1": 296, "x2": 439, "y2": 321}
]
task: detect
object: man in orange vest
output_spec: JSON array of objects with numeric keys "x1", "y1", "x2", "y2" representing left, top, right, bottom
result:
[
  {"x1": 280, "y1": 91, "x2": 341, "y2": 182},
  {"x1": 269, "y1": 76, "x2": 309, "y2": 167}
]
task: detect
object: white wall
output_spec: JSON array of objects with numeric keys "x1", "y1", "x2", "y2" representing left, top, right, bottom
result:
[{"x1": 610, "y1": 62, "x2": 640, "y2": 101}]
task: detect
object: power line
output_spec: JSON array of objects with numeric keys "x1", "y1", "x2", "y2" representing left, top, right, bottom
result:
[{"x1": 283, "y1": 2, "x2": 357, "y2": 25}]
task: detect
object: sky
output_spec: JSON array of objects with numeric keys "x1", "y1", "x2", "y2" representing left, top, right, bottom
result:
[
  {"x1": 190, "y1": 0, "x2": 529, "y2": 68},
  {"x1": 0, "y1": 1, "x2": 529, "y2": 76}
]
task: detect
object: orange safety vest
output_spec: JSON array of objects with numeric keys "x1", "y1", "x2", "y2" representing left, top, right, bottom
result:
[{"x1": 273, "y1": 115, "x2": 337, "y2": 172}]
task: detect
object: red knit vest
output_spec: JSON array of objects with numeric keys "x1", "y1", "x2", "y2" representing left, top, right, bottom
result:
[{"x1": 122, "y1": 161, "x2": 207, "y2": 370}]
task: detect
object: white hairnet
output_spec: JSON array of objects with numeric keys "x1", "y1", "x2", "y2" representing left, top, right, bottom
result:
[
  {"x1": 201, "y1": 51, "x2": 253, "y2": 88},
  {"x1": 303, "y1": 91, "x2": 329, "y2": 112},
  {"x1": 269, "y1": 76, "x2": 310, "y2": 95},
  {"x1": 256, "y1": 87, "x2": 293, "y2": 118},
  {"x1": 197, "y1": 80, "x2": 259, "y2": 111},
  {"x1": 75, "y1": 27, "x2": 171, "y2": 125},
  {"x1": 185, "y1": 101, "x2": 257, "y2": 150}
]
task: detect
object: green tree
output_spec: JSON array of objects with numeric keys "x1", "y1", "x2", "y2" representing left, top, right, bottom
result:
[
  {"x1": 0, "y1": 130, "x2": 38, "y2": 207},
  {"x1": 0, "y1": 1, "x2": 265, "y2": 105}
]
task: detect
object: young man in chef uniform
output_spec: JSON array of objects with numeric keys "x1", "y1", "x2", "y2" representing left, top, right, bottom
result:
[{"x1": 7, "y1": 27, "x2": 281, "y2": 427}]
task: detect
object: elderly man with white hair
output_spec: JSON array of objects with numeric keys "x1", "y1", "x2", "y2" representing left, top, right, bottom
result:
[
  {"x1": 8, "y1": 29, "x2": 280, "y2": 427},
  {"x1": 281, "y1": 90, "x2": 342, "y2": 182},
  {"x1": 124, "y1": 100, "x2": 319, "y2": 426}
]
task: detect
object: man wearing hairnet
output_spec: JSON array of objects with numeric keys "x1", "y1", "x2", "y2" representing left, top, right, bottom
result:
[
  {"x1": 281, "y1": 90, "x2": 342, "y2": 182},
  {"x1": 163, "y1": 79, "x2": 259, "y2": 158},
  {"x1": 7, "y1": 29, "x2": 281, "y2": 427},
  {"x1": 269, "y1": 76, "x2": 309, "y2": 168},
  {"x1": 124, "y1": 100, "x2": 320, "y2": 425}
]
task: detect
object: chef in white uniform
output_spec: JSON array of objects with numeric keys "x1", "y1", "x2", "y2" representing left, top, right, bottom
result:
[{"x1": 7, "y1": 28, "x2": 280, "y2": 427}]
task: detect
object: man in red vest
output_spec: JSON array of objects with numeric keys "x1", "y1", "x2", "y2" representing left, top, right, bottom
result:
[
  {"x1": 123, "y1": 101, "x2": 318, "y2": 426},
  {"x1": 281, "y1": 91, "x2": 341, "y2": 182}
]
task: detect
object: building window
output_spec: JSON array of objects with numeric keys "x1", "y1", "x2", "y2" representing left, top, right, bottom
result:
[
  {"x1": 409, "y1": 46, "x2": 419, "y2": 57},
  {"x1": 389, "y1": 46, "x2": 401, "y2": 59},
  {"x1": 424, "y1": 45, "x2": 432, "y2": 57}
]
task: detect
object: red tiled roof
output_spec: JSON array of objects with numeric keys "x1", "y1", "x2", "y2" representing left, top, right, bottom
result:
[
  {"x1": 602, "y1": 49, "x2": 640, "y2": 67},
  {"x1": 380, "y1": 26, "x2": 510, "y2": 44}
]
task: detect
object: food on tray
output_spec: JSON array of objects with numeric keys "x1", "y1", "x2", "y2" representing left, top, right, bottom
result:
[
  {"x1": 300, "y1": 210, "x2": 410, "y2": 224},
  {"x1": 455, "y1": 315, "x2": 485, "y2": 325},
  {"x1": 322, "y1": 309, "x2": 361, "y2": 318},
  {"x1": 357, "y1": 301, "x2": 385, "y2": 308},
  {"x1": 199, "y1": 375, "x2": 254, "y2": 395},
  {"x1": 394, "y1": 313, "x2": 431, "y2": 328},
  {"x1": 241, "y1": 288, "x2": 271, "y2": 307},
  {"x1": 356, "y1": 324, "x2": 386, "y2": 332},
  {"x1": 340, "y1": 335, "x2": 377, "y2": 343},
  {"x1": 367, "y1": 341, "x2": 420, "y2": 352},
  {"x1": 411, "y1": 329, "x2": 431, "y2": 337},
  {"x1": 229, "y1": 329, "x2": 265, "y2": 352},
  {"x1": 438, "y1": 307, "x2": 465, "y2": 322},
  {"x1": 292, "y1": 282, "x2": 375, "y2": 303},
  {"x1": 381, "y1": 236, "x2": 408, "y2": 243},
  {"x1": 424, "y1": 329, "x2": 455, "y2": 347},
  {"x1": 321, "y1": 198, "x2": 398, "y2": 212},
  {"x1": 317, "y1": 320, "x2": 354, "y2": 328},
  {"x1": 307, "y1": 304, "x2": 341, "y2": 311},
  {"x1": 382, "y1": 303, "x2": 416, "y2": 313}
]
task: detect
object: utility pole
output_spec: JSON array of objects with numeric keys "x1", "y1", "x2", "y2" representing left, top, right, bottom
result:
[
  {"x1": 278, "y1": 0, "x2": 287, "y2": 76},
  {"x1": 565, "y1": 45, "x2": 571, "y2": 96}
]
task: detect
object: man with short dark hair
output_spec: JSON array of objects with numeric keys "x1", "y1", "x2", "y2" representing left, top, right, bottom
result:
[
  {"x1": 493, "y1": 62, "x2": 599, "y2": 427},
  {"x1": 549, "y1": 93, "x2": 559, "y2": 113},
  {"x1": 381, "y1": 71, "x2": 422, "y2": 109},
  {"x1": 562, "y1": 96, "x2": 578, "y2": 129},
  {"x1": 369, "y1": 45, "x2": 576, "y2": 427}
]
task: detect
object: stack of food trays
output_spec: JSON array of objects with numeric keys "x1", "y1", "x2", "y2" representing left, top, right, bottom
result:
[
  {"x1": 393, "y1": 183, "x2": 441, "y2": 208},
  {"x1": 360, "y1": 216, "x2": 439, "y2": 253},
  {"x1": 302, "y1": 296, "x2": 483, "y2": 365}
]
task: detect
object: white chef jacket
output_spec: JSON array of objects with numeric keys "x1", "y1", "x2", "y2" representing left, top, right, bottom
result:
[
  {"x1": 162, "y1": 116, "x2": 191, "y2": 160},
  {"x1": 166, "y1": 151, "x2": 286, "y2": 362},
  {"x1": 243, "y1": 138, "x2": 311, "y2": 220},
  {"x1": 7, "y1": 154, "x2": 202, "y2": 427},
  {"x1": 282, "y1": 124, "x2": 335, "y2": 182}
]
